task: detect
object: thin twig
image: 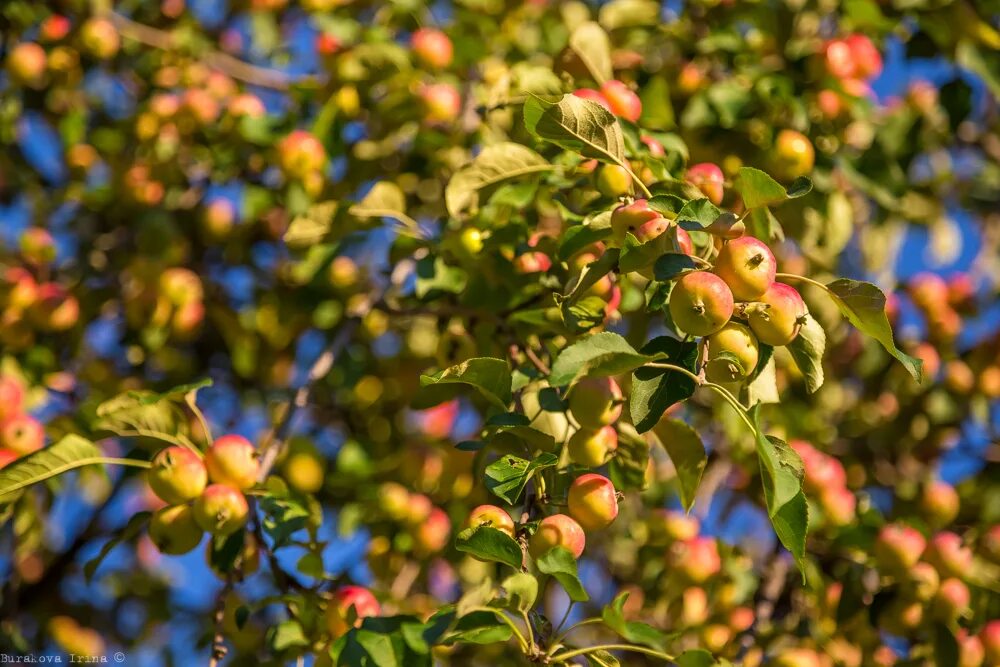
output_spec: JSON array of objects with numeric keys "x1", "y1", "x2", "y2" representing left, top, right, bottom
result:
[{"x1": 207, "y1": 578, "x2": 234, "y2": 667}]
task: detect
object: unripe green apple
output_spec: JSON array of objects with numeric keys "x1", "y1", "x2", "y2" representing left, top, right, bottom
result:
[
  {"x1": 567, "y1": 425, "x2": 618, "y2": 467},
  {"x1": 459, "y1": 227, "x2": 484, "y2": 254},
  {"x1": 567, "y1": 473, "x2": 619, "y2": 531},
  {"x1": 149, "y1": 505, "x2": 204, "y2": 555},
  {"x1": 747, "y1": 283, "x2": 807, "y2": 346},
  {"x1": 529, "y1": 514, "x2": 585, "y2": 559},
  {"x1": 706, "y1": 322, "x2": 759, "y2": 383},
  {"x1": 465, "y1": 504, "x2": 515, "y2": 538},
  {"x1": 193, "y1": 484, "x2": 250, "y2": 536},
  {"x1": 521, "y1": 382, "x2": 575, "y2": 444},
  {"x1": 147, "y1": 446, "x2": 208, "y2": 504},
  {"x1": 327, "y1": 586, "x2": 381, "y2": 638},
  {"x1": 669, "y1": 536, "x2": 721, "y2": 583},
  {"x1": 920, "y1": 481, "x2": 960, "y2": 527},
  {"x1": 668, "y1": 271, "x2": 735, "y2": 337},
  {"x1": 205, "y1": 434, "x2": 259, "y2": 490},
  {"x1": 874, "y1": 523, "x2": 926, "y2": 574},
  {"x1": 713, "y1": 236, "x2": 776, "y2": 301},
  {"x1": 568, "y1": 377, "x2": 622, "y2": 429},
  {"x1": 596, "y1": 165, "x2": 633, "y2": 197},
  {"x1": 685, "y1": 163, "x2": 725, "y2": 205},
  {"x1": 772, "y1": 129, "x2": 815, "y2": 180}
]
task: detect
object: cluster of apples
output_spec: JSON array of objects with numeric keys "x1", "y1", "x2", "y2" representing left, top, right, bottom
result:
[
  {"x1": 144, "y1": 435, "x2": 259, "y2": 556},
  {"x1": 376, "y1": 482, "x2": 452, "y2": 556},
  {"x1": 816, "y1": 32, "x2": 883, "y2": 120},
  {"x1": 5, "y1": 16, "x2": 118, "y2": 90},
  {"x1": 1, "y1": 229, "x2": 80, "y2": 350},
  {"x1": 792, "y1": 440, "x2": 857, "y2": 528},
  {"x1": 121, "y1": 267, "x2": 206, "y2": 341},
  {"x1": 278, "y1": 130, "x2": 328, "y2": 197},
  {"x1": 409, "y1": 28, "x2": 462, "y2": 125},
  {"x1": 0, "y1": 375, "x2": 45, "y2": 470}
]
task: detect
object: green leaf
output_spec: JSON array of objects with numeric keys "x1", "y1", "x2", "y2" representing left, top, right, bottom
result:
[
  {"x1": 675, "y1": 198, "x2": 721, "y2": 227},
  {"x1": 609, "y1": 423, "x2": 650, "y2": 492},
  {"x1": 561, "y1": 296, "x2": 609, "y2": 334},
  {"x1": 735, "y1": 167, "x2": 811, "y2": 209},
  {"x1": 558, "y1": 219, "x2": 612, "y2": 260},
  {"x1": 754, "y1": 429, "x2": 804, "y2": 516},
  {"x1": 618, "y1": 232, "x2": 664, "y2": 274},
  {"x1": 549, "y1": 332, "x2": 653, "y2": 387},
  {"x1": 500, "y1": 572, "x2": 538, "y2": 612},
  {"x1": 676, "y1": 649, "x2": 716, "y2": 667},
  {"x1": 771, "y1": 490, "x2": 809, "y2": 576},
  {"x1": 825, "y1": 279, "x2": 922, "y2": 382},
  {"x1": 284, "y1": 201, "x2": 341, "y2": 248},
  {"x1": 0, "y1": 435, "x2": 117, "y2": 500},
  {"x1": 932, "y1": 623, "x2": 960, "y2": 667},
  {"x1": 599, "y1": 0, "x2": 660, "y2": 29},
  {"x1": 349, "y1": 181, "x2": 410, "y2": 231},
  {"x1": 446, "y1": 143, "x2": 552, "y2": 218},
  {"x1": 651, "y1": 419, "x2": 707, "y2": 512},
  {"x1": 485, "y1": 453, "x2": 558, "y2": 504},
  {"x1": 601, "y1": 591, "x2": 670, "y2": 650},
  {"x1": 653, "y1": 253, "x2": 699, "y2": 282},
  {"x1": 629, "y1": 337, "x2": 698, "y2": 433},
  {"x1": 535, "y1": 546, "x2": 589, "y2": 602},
  {"x1": 269, "y1": 619, "x2": 309, "y2": 651},
  {"x1": 455, "y1": 526, "x2": 523, "y2": 570},
  {"x1": 420, "y1": 358, "x2": 512, "y2": 410},
  {"x1": 786, "y1": 313, "x2": 826, "y2": 393},
  {"x1": 414, "y1": 256, "x2": 468, "y2": 298},
  {"x1": 523, "y1": 95, "x2": 626, "y2": 166},
  {"x1": 83, "y1": 511, "x2": 151, "y2": 582},
  {"x1": 568, "y1": 22, "x2": 612, "y2": 84},
  {"x1": 443, "y1": 610, "x2": 514, "y2": 645},
  {"x1": 355, "y1": 629, "x2": 400, "y2": 667}
]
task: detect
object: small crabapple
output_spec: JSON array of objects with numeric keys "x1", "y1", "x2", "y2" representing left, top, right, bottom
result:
[
  {"x1": 567, "y1": 473, "x2": 619, "y2": 531},
  {"x1": 713, "y1": 236, "x2": 776, "y2": 301},
  {"x1": 747, "y1": 282, "x2": 807, "y2": 346},
  {"x1": 326, "y1": 586, "x2": 380, "y2": 638},
  {"x1": 567, "y1": 425, "x2": 618, "y2": 468},
  {"x1": 411, "y1": 28, "x2": 453, "y2": 69},
  {"x1": 705, "y1": 322, "x2": 760, "y2": 383},
  {"x1": 529, "y1": 514, "x2": 585, "y2": 559},
  {"x1": 149, "y1": 505, "x2": 204, "y2": 555},
  {"x1": 465, "y1": 504, "x2": 515, "y2": 538},
  {"x1": 148, "y1": 446, "x2": 208, "y2": 505},
  {"x1": 193, "y1": 484, "x2": 250, "y2": 536},
  {"x1": 205, "y1": 434, "x2": 259, "y2": 491},
  {"x1": 668, "y1": 271, "x2": 735, "y2": 337},
  {"x1": 685, "y1": 163, "x2": 725, "y2": 205},
  {"x1": 600, "y1": 80, "x2": 642, "y2": 122},
  {"x1": 568, "y1": 377, "x2": 623, "y2": 429},
  {"x1": 874, "y1": 523, "x2": 926, "y2": 574}
]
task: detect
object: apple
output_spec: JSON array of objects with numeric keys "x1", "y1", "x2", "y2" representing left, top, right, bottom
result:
[
  {"x1": 148, "y1": 446, "x2": 208, "y2": 505},
  {"x1": 600, "y1": 80, "x2": 642, "y2": 122},
  {"x1": 40, "y1": 16, "x2": 71, "y2": 42},
  {"x1": 411, "y1": 28, "x2": 453, "y2": 69},
  {"x1": 610, "y1": 199, "x2": 662, "y2": 246},
  {"x1": 668, "y1": 271, "x2": 735, "y2": 337},
  {"x1": 229, "y1": 93, "x2": 266, "y2": 119},
  {"x1": 846, "y1": 34, "x2": 882, "y2": 79},
  {"x1": 529, "y1": 514, "x2": 585, "y2": 559},
  {"x1": 648, "y1": 509, "x2": 699, "y2": 542},
  {"x1": 772, "y1": 648, "x2": 822, "y2": 667},
  {"x1": 920, "y1": 481, "x2": 960, "y2": 527},
  {"x1": 0, "y1": 376, "x2": 25, "y2": 421},
  {"x1": 772, "y1": 129, "x2": 815, "y2": 180},
  {"x1": 824, "y1": 38, "x2": 857, "y2": 79},
  {"x1": 193, "y1": 484, "x2": 250, "y2": 536},
  {"x1": 705, "y1": 322, "x2": 759, "y2": 383},
  {"x1": 572, "y1": 88, "x2": 611, "y2": 112},
  {"x1": 874, "y1": 523, "x2": 926, "y2": 574},
  {"x1": 567, "y1": 473, "x2": 619, "y2": 531},
  {"x1": 925, "y1": 531, "x2": 973, "y2": 578},
  {"x1": 568, "y1": 377, "x2": 622, "y2": 429},
  {"x1": 670, "y1": 536, "x2": 721, "y2": 583},
  {"x1": 278, "y1": 130, "x2": 326, "y2": 179},
  {"x1": 327, "y1": 586, "x2": 381, "y2": 639},
  {"x1": 982, "y1": 620, "x2": 1000, "y2": 665},
  {"x1": 714, "y1": 236, "x2": 776, "y2": 301},
  {"x1": 932, "y1": 577, "x2": 970, "y2": 623},
  {"x1": 0, "y1": 414, "x2": 44, "y2": 456},
  {"x1": 7, "y1": 43, "x2": 46, "y2": 88},
  {"x1": 820, "y1": 486, "x2": 856, "y2": 527},
  {"x1": 414, "y1": 507, "x2": 450, "y2": 553},
  {"x1": 80, "y1": 18, "x2": 120, "y2": 59},
  {"x1": 465, "y1": 504, "x2": 516, "y2": 538},
  {"x1": 747, "y1": 282, "x2": 807, "y2": 346},
  {"x1": 907, "y1": 562, "x2": 940, "y2": 601},
  {"x1": 202, "y1": 199, "x2": 236, "y2": 239},
  {"x1": 596, "y1": 164, "x2": 633, "y2": 197},
  {"x1": 378, "y1": 482, "x2": 411, "y2": 521},
  {"x1": 459, "y1": 227, "x2": 484, "y2": 254},
  {"x1": 685, "y1": 163, "x2": 725, "y2": 205},
  {"x1": 567, "y1": 425, "x2": 618, "y2": 468},
  {"x1": 4, "y1": 268, "x2": 39, "y2": 311},
  {"x1": 0, "y1": 448, "x2": 18, "y2": 469},
  {"x1": 419, "y1": 83, "x2": 461, "y2": 124},
  {"x1": 149, "y1": 505, "x2": 204, "y2": 555},
  {"x1": 205, "y1": 434, "x2": 259, "y2": 491}
]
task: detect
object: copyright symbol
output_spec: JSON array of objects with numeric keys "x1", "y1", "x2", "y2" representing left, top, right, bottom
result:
[{"x1": 114, "y1": 652, "x2": 125, "y2": 663}]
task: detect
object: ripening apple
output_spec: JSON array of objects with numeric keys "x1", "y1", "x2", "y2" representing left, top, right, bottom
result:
[
  {"x1": 714, "y1": 236, "x2": 776, "y2": 301},
  {"x1": 600, "y1": 80, "x2": 642, "y2": 122},
  {"x1": 610, "y1": 199, "x2": 662, "y2": 246},
  {"x1": 465, "y1": 504, "x2": 515, "y2": 538},
  {"x1": 419, "y1": 83, "x2": 461, "y2": 124},
  {"x1": 567, "y1": 473, "x2": 619, "y2": 531},
  {"x1": 148, "y1": 446, "x2": 208, "y2": 504},
  {"x1": 7, "y1": 43, "x2": 46, "y2": 88},
  {"x1": 414, "y1": 507, "x2": 450, "y2": 554},
  {"x1": 193, "y1": 484, "x2": 250, "y2": 536},
  {"x1": 685, "y1": 163, "x2": 725, "y2": 205},
  {"x1": 0, "y1": 448, "x2": 18, "y2": 469},
  {"x1": 529, "y1": 514, "x2": 585, "y2": 559},
  {"x1": 772, "y1": 648, "x2": 823, "y2": 667},
  {"x1": 4, "y1": 267, "x2": 39, "y2": 311},
  {"x1": 874, "y1": 523, "x2": 926, "y2": 574},
  {"x1": 567, "y1": 425, "x2": 618, "y2": 467},
  {"x1": 0, "y1": 414, "x2": 44, "y2": 456},
  {"x1": 316, "y1": 33, "x2": 341, "y2": 56},
  {"x1": 326, "y1": 586, "x2": 381, "y2": 639},
  {"x1": 747, "y1": 283, "x2": 807, "y2": 346},
  {"x1": 772, "y1": 129, "x2": 815, "y2": 181},
  {"x1": 40, "y1": 15, "x2": 71, "y2": 42},
  {"x1": 846, "y1": 34, "x2": 882, "y2": 80},
  {"x1": 705, "y1": 322, "x2": 759, "y2": 383},
  {"x1": 932, "y1": 577, "x2": 970, "y2": 623},
  {"x1": 80, "y1": 18, "x2": 120, "y2": 59},
  {"x1": 378, "y1": 482, "x2": 411, "y2": 521},
  {"x1": 149, "y1": 505, "x2": 204, "y2": 555},
  {"x1": 820, "y1": 486, "x2": 856, "y2": 527},
  {"x1": 596, "y1": 164, "x2": 633, "y2": 197},
  {"x1": 668, "y1": 271, "x2": 735, "y2": 337},
  {"x1": 282, "y1": 449, "x2": 326, "y2": 494},
  {"x1": 920, "y1": 481, "x2": 960, "y2": 527},
  {"x1": 670, "y1": 536, "x2": 721, "y2": 583},
  {"x1": 925, "y1": 531, "x2": 973, "y2": 578},
  {"x1": 278, "y1": 130, "x2": 327, "y2": 179},
  {"x1": 824, "y1": 38, "x2": 857, "y2": 79},
  {"x1": 908, "y1": 562, "x2": 940, "y2": 601},
  {"x1": 411, "y1": 28, "x2": 453, "y2": 69},
  {"x1": 0, "y1": 376, "x2": 25, "y2": 421},
  {"x1": 205, "y1": 434, "x2": 259, "y2": 491},
  {"x1": 202, "y1": 199, "x2": 235, "y2": 240},
  {"x1": 982, "y1": 620, "x2": 1000, "y2": 665},
  {"x1": 572, "y1": 88, "x2": 611, "y2": 112},
  {"x1": 31, "y1": 283, "x2": 79, "y2": 331},
  {"x1": 648, "y1": 509, "x2": 699, "y2": 542},
  {"x1": 568, "y1": 377, "x2": 622, "y2": 429},
  {"x1": 229, "y1": 93, "x2": 266, "y2": 119}
]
